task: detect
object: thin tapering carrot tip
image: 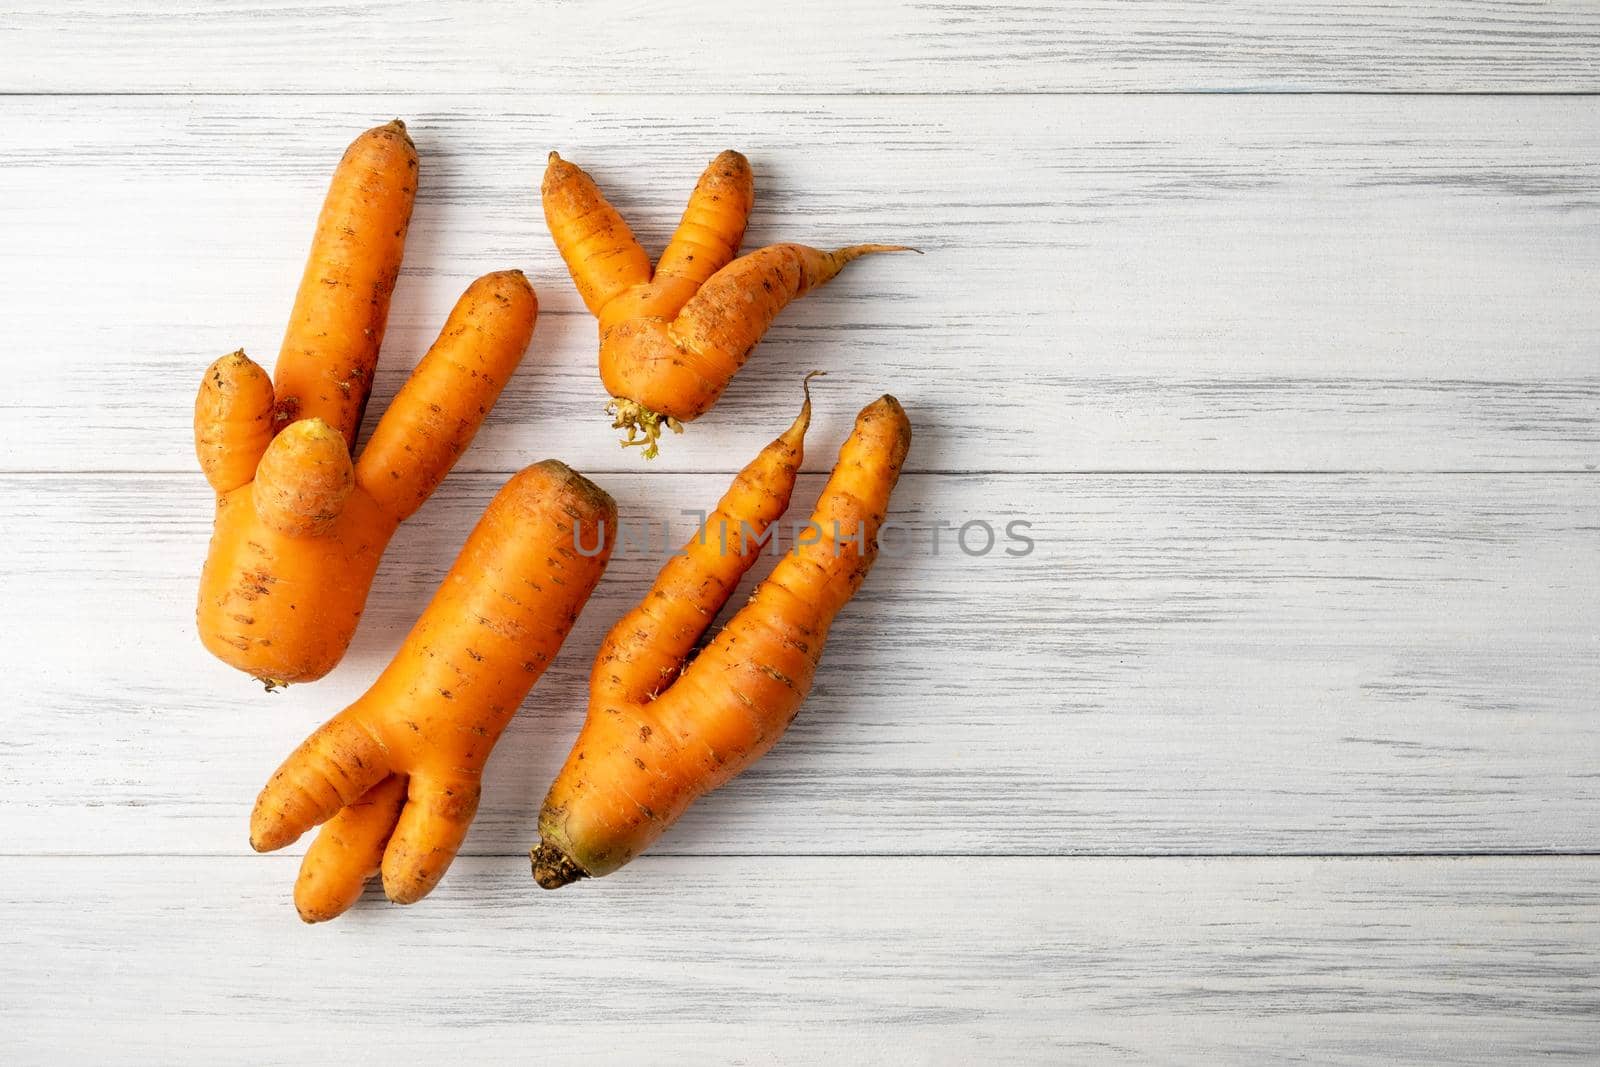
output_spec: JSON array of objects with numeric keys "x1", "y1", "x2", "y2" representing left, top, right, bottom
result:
[
  {"x1": 531, "y1": 842, "x2": 588, "y2": 890},
  {"x1": 781, "y1": 370, "x2": 824, "y2": 447},
  {"x1": 836, "y1": 243, "x2": 920, "y2": 257}
]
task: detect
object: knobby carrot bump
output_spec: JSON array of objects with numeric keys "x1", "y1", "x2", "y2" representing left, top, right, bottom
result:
[
  {"x1": 542, "y1": 149, "x2": 916, "y2": 457},
  {"x1": 251, "y1": 461, "x2": 617, "y2": 922},
  {"x1": 531, "y1": 386, "x2": 912, "y2": 888},
  {"x1": 194, "y1": 137, "x2": 537, "y2": 686}
]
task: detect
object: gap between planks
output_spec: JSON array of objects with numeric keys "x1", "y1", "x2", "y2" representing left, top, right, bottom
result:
[
  {"x1": 6, "y1": 469, "x2": 1599, "y2": 478},
  {"x1": 6, "y1": 91, "x2": 1600, "y2": 99},
  {"x1": 9, "y1": 851, "x2": 1600, "y2": 860}
]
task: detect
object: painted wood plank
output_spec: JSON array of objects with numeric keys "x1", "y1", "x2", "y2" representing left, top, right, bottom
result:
[
  {"x1": 4, "y1": 94, "x2": 1598, "y2": 475},
  {"x1": 4, "y1": 1, "x2": 1599, "y2": 95},
  {"x1": 3, "y1": 471, "x2": 1595, "y2": 856},
  {"x1": 1, "y1": 855, "x2": 1596, "y2": 1062}
]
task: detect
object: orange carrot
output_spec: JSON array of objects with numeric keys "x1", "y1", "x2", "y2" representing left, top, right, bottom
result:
[
  {"x1": 251, "y1": 419, "x2": 354, "y2": 538},
  {"x1": 540, "y1": 152, "x2": 654, "y2": 317},
  {"x1": 195, "y1": 351, "x2": 276, "y2": 494},
  {"x1": 532, "y1": 389, "x2": 911, "y2": 887},
  {"x1": 252, "y1": 461, "x2": 616, "y2": 921},
  {"x1": 196, "y1": 270, "x2": 536, "y2": 686},
  {"x1": 293, "y1": 775, "x2": 408, "y2": 922},
  {"x1": 543, "y1": 150, "x2": 914, "y2": 456},
  {"x1": 353, "y1": 270, "x2": 538, "y2": 521},
  {"x1": 272, "y1": 119, "x2": 417, "y2": 446}
]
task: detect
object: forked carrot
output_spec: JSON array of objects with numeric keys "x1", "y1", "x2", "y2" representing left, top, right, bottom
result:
[
  {"x1": 532, "y1": 388, "x2": 911, "y2": 887},
  {"x1": 197, "y1": 269, "x2": 537, "y2": 685},
  {"x1": 252, "y1": 461, "x2": 616, "y2": 920},
  {"x1": 543, "y1": 150, "x2": 915, "y2": 456}
]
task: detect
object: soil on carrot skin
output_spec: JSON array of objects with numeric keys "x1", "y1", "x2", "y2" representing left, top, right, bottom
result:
[{"x1": 531, "y1": 842, "x2": 588, "y2": 889}]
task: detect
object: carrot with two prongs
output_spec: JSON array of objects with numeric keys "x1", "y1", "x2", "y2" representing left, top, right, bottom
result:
[
  {"x1": 532, "y1": 388, "x2": 912, "y2": 888},
  {"x1": 252, "y1": 461, "x2": 617, "y2": 921},
  {"x1": 542, "y1": 150, "x2": 915, "y2": 456}
]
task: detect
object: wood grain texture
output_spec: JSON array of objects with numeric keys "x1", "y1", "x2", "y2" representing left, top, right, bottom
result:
[
  {"x1": 4, "y1": 94, "x2": 1597, "y2": 475},
  {"x1": 4, "y1": 471, "x2": 1594, "y2": 856},
  {"x1": 4, "y1": 0, "x2": 1599, "y2": 94},
  {"x1": 1, "y1": 855, "x2": 1596, "y2": 1062}
]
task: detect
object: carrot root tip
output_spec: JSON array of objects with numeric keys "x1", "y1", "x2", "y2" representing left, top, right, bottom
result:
[
  {"x1": 837, "y1": 243, "x2": 921, "y2": 259},
  {"x1": 531, "y1": 842, "x2": 588, "y2": 890},
  {"x1": 605, "y1": 397, "x2": 683, "y2": 461}
]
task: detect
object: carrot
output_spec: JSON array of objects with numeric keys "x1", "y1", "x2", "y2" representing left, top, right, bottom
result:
[
  {"x1": 252, "y1": 419, "x2": 354, "y2": 538},
  {"x1": 273, "y1": 119, "x2": 417, "y2": 446},
  {"x1": 196, "y1": 269, "x2": 536, "y2": 686},
  {"x1": 294, "y1": 775, "x2": 408, "y2": 922},
  {"x1": 194, "y1": 351, "x2": 275, "y2": 494},
  {"x1": 540, "y1": 151, "x2": 655, "y2": 317},
  {"x1": 543, "y1": 150, "x2": 915, "y2": 456},
  {"x1": 531, "y1": 389, "x2": 911, "y2": 888},
  {"x1": 252, "y1": 461, "x2": 616, "y2": 921}
]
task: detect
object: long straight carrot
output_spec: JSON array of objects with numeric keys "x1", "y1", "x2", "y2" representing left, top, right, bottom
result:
[{"x1": 272, "y1": 119, "x2": 417, "y2": 447}]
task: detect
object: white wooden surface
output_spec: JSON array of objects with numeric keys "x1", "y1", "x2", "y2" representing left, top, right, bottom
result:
[
  {"x1": 2, "y1": 3, "x2": 1598, "y2": 1063},
  {"x1": 4, "y1": 857, "x2": 1598, "y2": 1062},
  {"x1": 6, "y1": 1, "x2": 1599, "y2": 94},
  {"x1": 7, "y1": 95, "x2": 1600, "y2": 473}
]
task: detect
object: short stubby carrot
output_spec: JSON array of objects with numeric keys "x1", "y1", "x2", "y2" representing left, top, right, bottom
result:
[
  {"x1": 531, "y1": 388, "x2": 912, "y2": 888},
  {"x1": 542, "y1": 150, "x2": 915, "y2": 456},
  {"x1": 196, "y1": 269, "x2": 537, "y2": 686},
  {"x1": 251, "y1": 461, "x2": 617, "y2": 921}
]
